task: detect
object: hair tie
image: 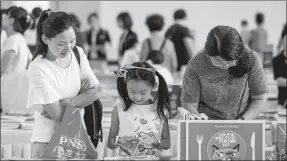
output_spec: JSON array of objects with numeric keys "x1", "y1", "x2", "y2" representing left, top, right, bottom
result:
[
  {"x1": 46, "y1": 10, "x2": 53, "y2": 16},
  {"x1": 116, "y1": 68, "x2": 127, "y2": 78}
]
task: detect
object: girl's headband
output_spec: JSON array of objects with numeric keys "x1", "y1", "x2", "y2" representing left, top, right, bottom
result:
[{"x1": 116, "y1": 65, "x2": 156, "y2": 78}]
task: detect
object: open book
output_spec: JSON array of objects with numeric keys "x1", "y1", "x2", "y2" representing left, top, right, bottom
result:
[{"x1": 178, "y1": 107, "x2": 209, "y2": 120}]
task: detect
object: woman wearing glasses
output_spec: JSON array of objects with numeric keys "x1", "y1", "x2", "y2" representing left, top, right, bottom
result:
[{"x1": 181, "y1": 26, "x2": 268, "y2": 120}]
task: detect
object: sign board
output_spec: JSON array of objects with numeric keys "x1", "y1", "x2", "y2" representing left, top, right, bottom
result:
[{"x1": 178, "y1": 120, "x2": 265, "y2": 160}]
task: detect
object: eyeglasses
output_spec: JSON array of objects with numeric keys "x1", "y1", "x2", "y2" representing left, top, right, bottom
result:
[{"x1": 210, "y1": 56, "x2": 238, "y2": 67}]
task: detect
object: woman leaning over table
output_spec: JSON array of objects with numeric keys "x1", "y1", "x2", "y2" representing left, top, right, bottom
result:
[
  {"x1": 26, "y1": 10, "x2": 99, "y2": 158},
  {"x1": 181, "y1": 25, "x2": 268, "y2": 120}
]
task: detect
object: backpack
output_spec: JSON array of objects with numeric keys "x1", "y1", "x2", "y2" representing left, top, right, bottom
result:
[
  {"x1": 72, "y1": 46, "x2": 103, "y2": 148},
  {"x1": 145, "y1": 38, "x2": 167, "y2": 61}
]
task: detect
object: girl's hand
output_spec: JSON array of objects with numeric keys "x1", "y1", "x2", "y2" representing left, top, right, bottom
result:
[
  {"x1": 118, "y1": 135, "x2": 137, "y2": 144},
  {"x1": 150, "y1": 139, "x2": 160, "y2": 148},
  {"x1": 79, "y1": 78, "x2": 90, "y2": 94},
  {"x1": 59, "y1": 99, "x2": 69, "y2": 107}
]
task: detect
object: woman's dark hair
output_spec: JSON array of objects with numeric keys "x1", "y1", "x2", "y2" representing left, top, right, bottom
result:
[
  {"x1": 145, "y1": 14, "x2": 164, "y2": 32},
  {"x1": 117, "y1": 12, "x2": 133, "y2": 30},
  {"x1": 7, "y1": 6, "x2": 32, "y2": 34},
  {"x1": 117, "y1": 62, "x2": 170, "y2": 121},
  {"x1": 241, "y1": 20, "x2": 248, "y2": 27},
  {"x1": 147, "y1": 50, "x2": 164, "y2": 65},
  {"x1": 205, "y1": 25, "x2": 252, "y2": 78},
  {"x1": 70, "y1": 13, "x2": 81, "y2": 30},
  {"x1": 33, "y1": 9, "x2": 75, "y2": 60},
  {"x1": 87, "y1": 12, "x2": 98, "y2": 24},
  {"x1": 30, "y1": 7, "x2": 42, "y2": 29},
  {"x1": 125, "y1": 34, "x2": 138, "y2": 51},
  {"x1": 174, "y1": 9, "x2": 186, "y2": 20},
  {"x1": 255, "y1": 12, "x2": 264, "y2": 25}
]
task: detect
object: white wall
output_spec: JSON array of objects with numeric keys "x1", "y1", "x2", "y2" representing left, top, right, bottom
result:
[
  {"x1": 1, "y1": 1, "x2": 13, "y2": 9},
  {"x1": 100, "y1": 1, "x2": 286, "y2": 53},
  {"x1": 12, "y1": 1, "x2": 51, "y2": 13},
  {"x1": 8, "y1": 1, "x2": 100, "y2": 32},
  {"x1": 56, "y1": 1, "x2": 100, "y2": 32}
]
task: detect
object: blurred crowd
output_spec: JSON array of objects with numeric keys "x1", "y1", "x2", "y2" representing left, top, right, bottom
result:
[{"x1": 1, "y1": 6, "x2": 286, "y2": 114}]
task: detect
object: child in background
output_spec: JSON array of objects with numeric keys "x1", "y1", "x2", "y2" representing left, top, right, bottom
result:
[
  {"x1": 107, "y1": 62, "x2": 171, "y2": 158},
  {"x1": 147, "y1": 50, "x2": 174, "y2": 86},
  {"x1": 120, "y1": 35, "x2": 140, "y2": 67},
  {"x1": 240, "y1": 19, "x2": 251, "y2": 46}
]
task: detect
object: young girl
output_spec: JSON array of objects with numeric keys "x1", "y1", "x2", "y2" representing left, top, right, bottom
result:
[{"x1": 107, "y1": 62, "x2": 171, "y2": 158}]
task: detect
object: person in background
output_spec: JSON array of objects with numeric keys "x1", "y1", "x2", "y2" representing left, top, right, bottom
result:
[
  {"x1": 117, "y1": 12, "x2": 137, "y2": 58},
  {"x1": 248, "y1": 12, "x2": 268, "y2": 64},
  {"x1": 1, "y1": 9, "x2": 8, "y2": 113},
  {"x1": 181, "y1": 26, "x2": 267, "y2": 120},
  {"x1": 1, "y1": 29, "x2": 7, "y2": 57},
  {"x1": 276, "y1": 23, "x2": 286, "y2": 55},
  {"x1": 165, "y1": 9, "x2": 195, "y2": 72},
  {"x1": 85, "y1": 12, "x2": 111, "y2": 60},
  {"x1": 120, "y1": 34, "x2": 140, "y2": 67},
  {"x1": 140, "y1": 14, "x2": 177, "y2": 73},
  {"x1": 272, "y1": 24, "x2": 287, "y2": 109},
  {"x1": 107, "y1": 62, "x2": 171, "y2": 158},
  {"x1": 240, "y1": 19, "x2": 251, "y2": 46},
  {"x1": 26, "y1": 9, "x2": 99, "y2": 158},
  {"x1": 147, "y1": 50, "x2": 174, "y2": 86},
  {"x1": 69, "y1": 13, "x2": 85, "y2": 49},
  {"x1": 24, "y1": 7, "x2": 42, "y2": 54},
  {"x1": 1, "y1": 9, "x2": 8, "y2": 55},
  {"x1": 1, "y1": 6, "x2": 33, "y2": 113}
]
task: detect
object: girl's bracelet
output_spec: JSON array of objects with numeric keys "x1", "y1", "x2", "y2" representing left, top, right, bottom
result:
[{"x1": 154, "y1": 137, "x2": 161, "y2": 148}]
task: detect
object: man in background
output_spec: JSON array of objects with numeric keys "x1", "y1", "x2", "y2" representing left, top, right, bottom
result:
[
  {"x1": 85, "y1": 12, "x2": 111, "y2": 60},
  {"x1": 249, "y1": 12, "x2": 268, "y2": 64},
  {"x1": 165, "y1": 9, "x2": 195, "y2": 72}
]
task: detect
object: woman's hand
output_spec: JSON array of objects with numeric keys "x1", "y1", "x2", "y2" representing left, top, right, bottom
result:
[
  {"x1": 79, "y1": 78, "x2": 90, "y2": 94},
  {"x1": 59, "y1": 98, "x2": 73, "y2": 108},
  {"x1": 276, "y1": 77, "x2": 287, "y2": 87},
  {"x1": 150, "y1": 138, "x2": 160, "y2": 148}
]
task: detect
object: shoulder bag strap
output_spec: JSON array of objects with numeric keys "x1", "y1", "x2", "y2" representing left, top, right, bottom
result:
[
  {"x1": 159, "y1": 38, "x2": 167, "y2": 52},
  {"x1": 147, "y1": 38, "x2": 152, "y2": 53},
  {"x1": 72, "y1": 46, "x2": 81, "y2": 66}
]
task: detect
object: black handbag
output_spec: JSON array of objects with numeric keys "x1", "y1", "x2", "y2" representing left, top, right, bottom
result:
[{"x1": 73, "y1": 46, "x2": 103, "y2": 148}]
